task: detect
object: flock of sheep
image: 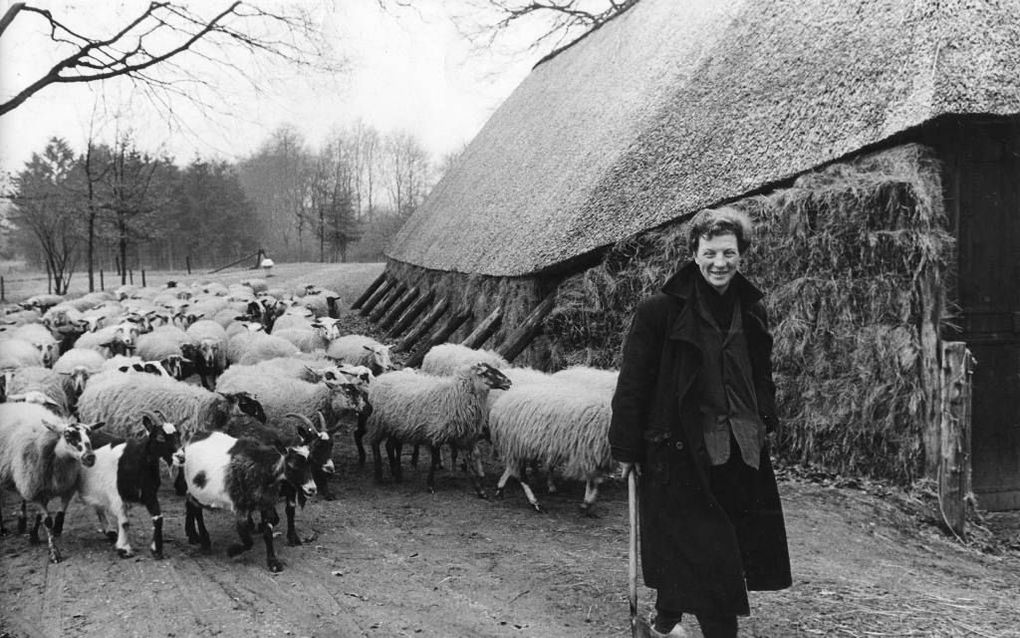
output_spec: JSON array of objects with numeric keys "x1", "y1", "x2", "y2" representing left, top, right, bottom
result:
[{"x1": 0, "y1": 276, "x2": 618, "y2": 572}]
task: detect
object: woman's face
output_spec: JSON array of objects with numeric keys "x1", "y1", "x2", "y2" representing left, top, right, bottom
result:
[{"x1": 695, "y1": 232, "x2": 740, "y2": 293}]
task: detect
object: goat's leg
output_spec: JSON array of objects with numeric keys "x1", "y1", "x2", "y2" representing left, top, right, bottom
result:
[
  {"x1": 143, "y1": 495, "x2": 164, "y2": 559},
  {"x1": 111, "y1": 502, "x2": 134, "y2": 558},
  {"x1": 34, "y1": 501, "x2": 62, "y2": 563},
  {"x1": 173, "y1": 468, "x2": 187, "y2": 496},
  {"x1": 29, "y1": 512, "x2": 43, "y2": 544},
  {"x1": 228, "y1": 512, "x2": 256, "y2": 557},
  {"x1": 186, "y1": 499, "x2": 211, "y2": 552},
  {"x1": 259, "y1": 509, "x2": 283, "y2": 573},
  {"x1": 282, "y1": 485, "x2": 300, "y2": 546},
  {"x1": 0, "y1": 495, "x2": 5, "y2": 536},
  {"x1": 95, "y1": 507, "x2": 117, "y2": 542},
  {"x1": 52, "y1": 493, "x2": 72, "y2": 536},
  {"x1": 17, "y1": 499, "x2": 28, "y2": 535}
]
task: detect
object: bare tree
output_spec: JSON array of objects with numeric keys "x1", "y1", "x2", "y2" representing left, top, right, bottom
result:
[{"x1": 0, "y1": 2, "x2": 338, "y2": 116}]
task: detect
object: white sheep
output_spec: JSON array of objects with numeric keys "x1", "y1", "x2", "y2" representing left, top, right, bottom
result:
[
  {"x1": 7, "y1": 366, "x2": 70, "y2": 415},
  {"x1": 73, "y1": 321, "x2": 140, "y2": 357},
  {"x1": 271, "y1": 327, "x2": 328, "y2": 354},
  {"x1": 488, "y1": 372, "x2": 616, "y2": 515},
  {"x1": 215, "y1": 368, "x2": 365, "y2": 431},
  {"x1": 8, "y1": 323, "x2": 59, "y2": 367},
  {"x1": 550, "y1": 366, "x2": 620, "y2": 393},
  {"x1": 184, "y1": 319, "x2": 228, "y2": 389},
  {"x1": 231, "y1": 332, "x2": 300, "y2": 365},
  {"x1": 0, "y1": 337, "x2": 45, "y2": 369},
  {"x1": 421, "y1": 343, "x2": 509, "y2": 376},
  {"x1": 135, "y1": 325, "x2": 194, "y2": 379},
  {"x1": 0, "y1": 403, "x2": 104, "y2": 563},
  {"x1": 326, "y1": 334, "x2": 394, "y2": 376},
  {"x1": 365, "y1": 363, "x2": 510, "y2": 497},
  {"x1": 52, "y1": 348, "x2": 107, "y2": 411}
]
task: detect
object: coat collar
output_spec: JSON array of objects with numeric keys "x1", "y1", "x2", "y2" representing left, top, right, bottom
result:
[{"x1": 663, "y1": 261, "x2": 764, "y2": 341}]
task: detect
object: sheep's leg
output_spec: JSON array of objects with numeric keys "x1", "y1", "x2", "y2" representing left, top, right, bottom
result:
[
  {"x1": 371, "y1": 437, "x2": 385, "y2": 483},
  {"x1": 143, "y1": 495, "x2": 164, "y2": 559},
  {"x1": 517, "y1": 463, "x2": 542, "y2": 513},
  {"x1": 451, "y1": 445, "x2": 461, "y2": 472},
  {"x1": 546, "y1": 463, "x2": 558, "y2": 495},
  {"x1": 259, "y1": 509, "x2": 283, "y2": 573},
  {"x1": 427, "y1": 445, "x2": 439, "y2": 494},
  {"x1": 465, "y1": 445, "x2": 487, "y2": 500},
  {"x1": 494, "y1": 466, "x2": 516, "y2": 499},
  {"x1": 579, "y1": 477, "x2": 602, "y2": 518},
  {"x1": 17, "y1": 500, "x2": 28, "y2": 535},
  {"x1": 52, "y1": 493, "x2": 72, "y2": 536},
  {"x1": 410, "y1": 444, "x2": 421, "y2": 468},
  {"x1": 354, "y1": 413, "x2": 367, "y2": 466},
  {"x1": 386, "y1": 437, "x2": 402, "y2": 482},
  {"x1": 0, "y1": 496, "x2": 5, "y2": 536},
  {"x1": 228, "y1": 513, "x2": 256, "y2": 557}
]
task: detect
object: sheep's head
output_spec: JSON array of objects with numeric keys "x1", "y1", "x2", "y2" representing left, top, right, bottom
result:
[
  {"x1": 45, "y1": 418, "x2": 104, "y2": 468},
  {"x1": 222, "y1": 391, "x2": 266, "y2": 424},
  {"x1": 8, "y1": 390, "x2": 64, "y2": 415},
  {"x1": 66, "y1": 365, "x2": 92, "y2": 396},
  {"x1": 311, "y1": 317, "x2": 342, "y2": 341},
  {"x1": 161, "y1": 353, "x2": 191, "y2": 380},
  {"x1": 470, "y1": 362, "x2": 512, "y2": 391},
  {"x1": 361, "y1": 344, "x2": 394, "y2": 375}
]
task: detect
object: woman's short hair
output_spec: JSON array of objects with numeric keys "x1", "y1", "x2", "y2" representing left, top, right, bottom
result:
[{"x1": 686, "y1": 206, "x2": 754, "y2": 254}]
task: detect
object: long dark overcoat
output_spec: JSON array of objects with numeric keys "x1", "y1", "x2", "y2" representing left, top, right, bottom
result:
[{"x1": 609, "y1": 261, "x2": 792, "y2": 617}]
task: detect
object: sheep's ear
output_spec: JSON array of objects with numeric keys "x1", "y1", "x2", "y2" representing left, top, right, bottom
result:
[
  {"x1": 362, "y1": 345, "x2": 373, "y2": 352},
  {"x1": 141, "y1": 414, "x2": 156, "y2": 432},
  {"x1": 85, "y1": 420, "x2": 105, "y2": 432}
]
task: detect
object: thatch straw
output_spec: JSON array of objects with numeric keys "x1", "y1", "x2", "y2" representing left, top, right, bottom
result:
[{"x1": 546, "y1": 143, "x2": 954, "y2": 484}]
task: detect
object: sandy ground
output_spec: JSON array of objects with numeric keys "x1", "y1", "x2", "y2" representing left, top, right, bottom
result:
[{"x1": 3, "y1": 262, "x2": 1020, "y2": 637}]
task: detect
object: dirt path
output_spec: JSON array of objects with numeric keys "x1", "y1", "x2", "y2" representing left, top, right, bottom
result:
[{"x1": 4, "y1": 439, "x2": 1020, "y2": 638}]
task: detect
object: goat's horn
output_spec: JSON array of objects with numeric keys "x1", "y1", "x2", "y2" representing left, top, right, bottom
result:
[{"x1": 285, "y1": 412, "x2": 317, "y2": 431}]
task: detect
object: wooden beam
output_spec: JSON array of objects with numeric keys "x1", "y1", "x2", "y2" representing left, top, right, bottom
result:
[
  {"x1": 387, "y1": 289, "x2": 434, "y2": 339},
  {"x1": 358, "y1": 278, "x2": 393, "y2": 317},
  {"x1": 379, "y1": 287, "x2": 420, "y2": 331},
  {"x1": 396, "y1": 296, "x2": 449, "y2": 353},
  {"x1": 460, "y1": 307, "x2": 503, "y2": 349},
  {"x1": 497, "y1": 291, "x2": 557, "y2": 363},
  {"x1": 405, "y1": 309, "x2": 473, "y2": 368},
  {"x1": 938, "y1": 341, "x2": 974, "y2": 538},
  {"x1": 351, "y1": 271, "x2": 387, "y2": 310},
  {"x1": 369, "y1": 282, "x2": 407, "y2": 323}
]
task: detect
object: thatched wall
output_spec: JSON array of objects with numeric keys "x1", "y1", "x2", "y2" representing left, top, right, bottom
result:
[{"x1": 545, "y1": 143, "x2": 954, "y2": 484}]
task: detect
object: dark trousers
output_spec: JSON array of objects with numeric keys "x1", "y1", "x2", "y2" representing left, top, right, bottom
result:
[{"x1": 655, "y1": 591, "x2": 738, "y2": 638}]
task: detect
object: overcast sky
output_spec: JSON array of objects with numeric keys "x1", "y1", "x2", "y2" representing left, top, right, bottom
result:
[{"x1": 0, "y1": 1, "x2": 546, "y2": 175}]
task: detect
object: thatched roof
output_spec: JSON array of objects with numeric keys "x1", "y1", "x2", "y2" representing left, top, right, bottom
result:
[{"x1": 387, "y1": 0, "x2": 1020, "y2": 277}]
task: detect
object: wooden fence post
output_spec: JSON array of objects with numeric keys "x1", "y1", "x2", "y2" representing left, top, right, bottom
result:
[
  {"x1": 359, "y1": 278, "x2": 393, "y2": 317},
  {"x1": 352, "y1": 272, "x2": 387, "y2": 310},
  {"x1": 396, "y1": 296, "x2": 449, "y2": 353},
  {"x1": 938, "y1": 341, "x2": 975, "y2": 538},
  {"x1": 405, "y1": 309, "x2": 473, "y2": 368},
  {"x1": 497, "y1": 291, "x2": 557, "y2": 363},
  {"x1": 379, "y1": 287, "x2": 419, "y2": 331},
  {"x1": 369, "y1": 282, "x2": 408, "y2": 323},
  {"x1": 142, "y1": 269, "x2": 147, "y2": 287},
  {"x1": 186, "y1": 255, "x2": 192, "y2": 275},
  {"x1": 0, "y1": 276, "x2": 4, "y2": 301},
  {"x1": 100, "y1": 269, "x2": 105, "y2": 291},
  {"x1": 461, "y1": 307, "x2": 503, "y2": 349},
  {"x1": 387, "y1": 290, "x2": 434, "y2": 339}
]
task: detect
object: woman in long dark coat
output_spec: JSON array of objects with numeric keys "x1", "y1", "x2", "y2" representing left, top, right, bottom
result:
[{"x1": 609, "y1": 207, "x2": 791, "y2": 638}]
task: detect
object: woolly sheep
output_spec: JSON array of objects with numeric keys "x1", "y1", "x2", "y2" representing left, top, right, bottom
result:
[
  {"x1": 272, "y1": 327, "x2": 328, "y2": 354},
  {"x1": 0, "y1": 403, "x2": 104, "y2": 562},
  {"x1": 7, "y1": 366, "x2": 70, "y2": 415},
  {"x1": 550, "y1": 366, "x2": 619, "y2": 393},
  {"x1": 182, "y1": 430, "x2": 316, "y2": 572},
  {"x1": 9, "y1": 323, "x2": 59, "y2": 367},
  {"x1": 231, "y1": 333, "x2": 300, "y2": 365},
  {"x1": 215, "y1": 369, "x2": 365, "y2": 432},
  {"x1": 0, "y1": 337, "x2": 45, "y2": 369},
  {"x1": 73, "y1": 321, "x2": 140, "y2": 357},
  {"x1": 135, "y1": 325, "x2": 194, "y2": 380},
  {"x1": 488, "y1": 376, "x2": 615, "y2": 515},
  {"x1": 365, "y1": 363, "x2": 511, "y2": 497},
  {"x1": 421, "y1": 344, "x2": 509, "y2": 376},
  {"x1": 184, "y1": 319, "x2": 228, "y2": 389},
  {"x1": 77, "y1": 373, "x2": 263, "y2": 443},
  {"x1": 77, "y1": 411, "x2": 182, "y2": 558},
  {"x1": 53, "y1": 348, "x2": 107, "y2": 411},
  {"x1": 326, "y1": 334, "x2": 394, "y2": 376}
]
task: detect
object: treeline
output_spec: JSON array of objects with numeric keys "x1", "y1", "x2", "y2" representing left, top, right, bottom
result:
[{"x1": 2, "y1": 123, "x2": 439, "y2": 294}]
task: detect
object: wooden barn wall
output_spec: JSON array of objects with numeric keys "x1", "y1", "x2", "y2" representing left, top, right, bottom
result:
[
  {"x1": 382, "y1": 261, "x2": 559, "y2": 368},
  {"x1": 923, "y1": 117, "x2": 1020, "y2": 510}
]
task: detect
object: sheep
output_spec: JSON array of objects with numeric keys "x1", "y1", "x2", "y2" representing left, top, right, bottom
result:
[
  {"x1": 76, "y1": 411, "x2": 182, "y2": 558},
  {"x1": 135, "y1": 325, "x2": 194, "y2": 380},
  {"x1": 365, "y1": 363, "x2": 511, "y2": 497},
  {"x1": 184, "y1": 319, "x2": 228, "y2": 389},
  {"x1": 421, "y1": 344, "x2": 509, "y2": 376},
  {"x1": 488, "y1": 375, "x2": 615, "y2": 515},
  {"x1": 19, "y1": 293, "x2": 64, "y2": 312},
  {"x1": 271, "y1": 327, "x2": 328, "y2": 354},
  {"x1": 8, "y1": 323, "x2": 59, "y2": 367},
  {"x1": 77, "y1": 373, "x2": 263, "y2": 443},
  {"x1": 182, "y1": 430, "x2": 316, "y2": 572},
  {"x1": 73, "y1": 321, "x2": 140, "y2": 357},
  {"x1": 550, "y1": 366, "x2": 619, "y2": 393},
  {"x1": 1, "y1": 337, "x2": 45, "y2": 370},
  {"x1": 0, "y1": 403, "x2": 104, "y2": 562},
  {"x1": 7, "y1": 366, "x2": 70, "y2": 416},
  {"x1": 230, "y1": 332, "x2": 300, "y2": 365},
  {"x1": 326, "y1": 334, "x2": 394, "y2": 376},
  {"x1": 292, "y1": 290, "x2": 341, "y2": 318},
  {"x1": 240, "y1": 278, "x2": 268, "y2": 294}
]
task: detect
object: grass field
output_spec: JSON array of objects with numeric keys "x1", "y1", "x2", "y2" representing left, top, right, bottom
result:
[{"x1": 0, "y1": 262, "x2": 385, "y2": 307}]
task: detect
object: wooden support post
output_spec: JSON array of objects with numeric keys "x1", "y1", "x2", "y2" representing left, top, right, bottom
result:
[
  {"x1": 186, "y1": 255, "x2": 192, "y2": 275},
  {"x1": 387, "y1": 290, "x2": 434, "y2": 339},
  {"x1": 100, "y1": 269, "x2": 104, "y2": 291},
  {"x1": 938, "y1": 341, "x2": 974, "y2": 537},
  {"x1": 369, "y1": 282, "x2": 407, "y2": 323},
  {"x1": 142, "y1": 269, "x2": 147, "y2": 287},
  {"x1": 405, "y1": 309, "x2": 472, "y2": 368},
  {"x1": 129, "y1": 269, "x2": 134, "y2": 285},
  {"x1": 359, "y1": 278, "x2": 393, "y2": 317},
  {"x1": 497, "y1": 291, "x2": 557, "y2": 363},
  {"x1": 352, "y1": 272, "x2": 387, "y2": 310},
  {"x1": 396, "y1": 296, "x2": 449, "y2": 353},
  {"x1": 380, "y1": 287, "x2": 419, "y2": 331},
  {"x1": 461, "y1": 307, "x2": 503, "y2": 349},
  {"x1": 0, "y1": 276, "x2": 4, "y2": 301}
]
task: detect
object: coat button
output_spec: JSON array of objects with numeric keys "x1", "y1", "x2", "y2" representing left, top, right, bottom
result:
[{"x1": 674, "y1": 440, "x2": 685, "y2": 451}]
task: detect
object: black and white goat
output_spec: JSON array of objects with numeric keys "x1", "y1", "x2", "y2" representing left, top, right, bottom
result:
[
  {"x1": 0, "y1": 403, "x2": 104, "y2": 563},
  {"x1": 77, "y1": 410, "x2": 183, "y2": 558},
  {"x1": 182, "y1": 430, "x2": 316, "y2": 572}
]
